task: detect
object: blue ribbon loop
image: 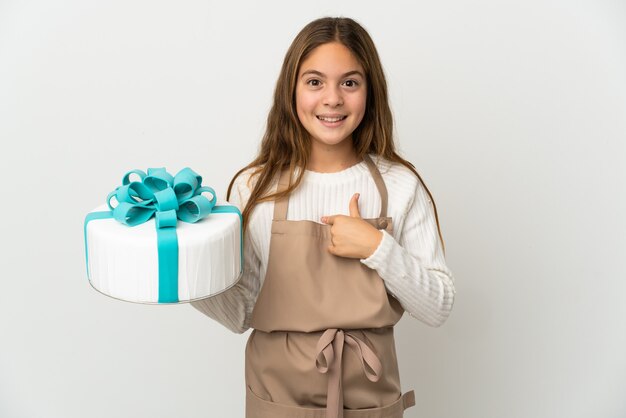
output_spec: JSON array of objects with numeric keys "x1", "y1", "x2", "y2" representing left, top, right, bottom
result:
[{"x1": 84, "y1": 167, "x2": 243, "y2": 304}]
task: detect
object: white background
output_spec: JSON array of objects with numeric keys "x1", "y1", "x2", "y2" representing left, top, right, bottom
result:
[{"x1": 1, "y1": 1, "x2": 625, "y2": 417}]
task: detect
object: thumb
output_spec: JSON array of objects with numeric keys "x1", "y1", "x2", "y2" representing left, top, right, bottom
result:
[{"x1": 349, "y1": 193, "x2": 361, "y2": 218}]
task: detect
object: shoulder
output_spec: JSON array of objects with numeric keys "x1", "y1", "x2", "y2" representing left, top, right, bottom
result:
[
  {"x1": 229, "y1": 166, "x2": 262, "y2": 208},
  {"x1": 369, "y1": 154, "x2": 428, "y2": 216},
  {"x1": 370, "y1": 154, "x2": 420, "y2": 191},
  {"x1": 232, "y1": 166, "x2": 260, "y2": 192}
]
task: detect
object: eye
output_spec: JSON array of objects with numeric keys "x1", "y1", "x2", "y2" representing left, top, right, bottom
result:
[
  {"x1": 306, "y1": 79, "x2": 322, "y2": 87},
  {"x1": 343, "y1": 79, "x2": 359, "y2": 88}
]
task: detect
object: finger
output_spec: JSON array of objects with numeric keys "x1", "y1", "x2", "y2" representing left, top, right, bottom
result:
[
  {"x1": 349, "y1": 193, "x2": 361, "y2": 218},
  {"x1": 321, "y1": 215, "x2": 336, "y2": 224}
]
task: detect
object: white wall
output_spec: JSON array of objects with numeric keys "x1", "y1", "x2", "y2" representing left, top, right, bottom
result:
[{"x1": 1, "y1": 1, "x2": 624, "y2": 417}]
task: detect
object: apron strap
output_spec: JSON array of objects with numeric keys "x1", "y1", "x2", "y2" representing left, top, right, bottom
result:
[
  {"x1": 273, "y1": 154, "x2": 389, "y2": 221},
  {"x1": 362, "y1": 154, "x2": 388, "y2": 218},
  {"x1": 273, "y1": 168, "x2": 292, "y2": 221}
]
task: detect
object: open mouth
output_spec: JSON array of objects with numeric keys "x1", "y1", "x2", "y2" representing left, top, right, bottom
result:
[{"x1": 316, "y1": 115, "x2": 347, "y2": 122}]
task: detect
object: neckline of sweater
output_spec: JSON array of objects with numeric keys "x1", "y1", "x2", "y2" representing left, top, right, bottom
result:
[{"x1": 299, "y1": 154, "x2": 374, "y2": 182}]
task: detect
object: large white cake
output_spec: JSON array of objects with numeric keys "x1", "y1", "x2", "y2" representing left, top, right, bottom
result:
[{"x1": 83, "y1": 168, "x2": 243, "y2": 304}]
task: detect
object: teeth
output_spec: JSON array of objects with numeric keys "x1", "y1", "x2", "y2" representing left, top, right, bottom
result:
[{"x1": 318, "y1": 116, "x2": 346, "y2": 122}]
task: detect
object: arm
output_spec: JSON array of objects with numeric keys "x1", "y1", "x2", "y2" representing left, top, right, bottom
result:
[
  {"x1": 360, "y1": 177, "x2": 456, "y2": 327},
  {"x1": 190, "y1": 171, "x2": 261, "y2": 334}
]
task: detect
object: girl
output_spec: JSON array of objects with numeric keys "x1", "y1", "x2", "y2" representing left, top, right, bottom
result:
[{"x1": 191, "y1": 16, "x2": 456, "y2": 418}]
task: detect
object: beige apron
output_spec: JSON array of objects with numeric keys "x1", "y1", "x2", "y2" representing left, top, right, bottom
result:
[{"x1": 245, "y1": 154, "x2": 416, "y2": 418}]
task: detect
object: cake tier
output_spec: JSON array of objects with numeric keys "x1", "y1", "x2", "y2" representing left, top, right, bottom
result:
[{"x1": 85, "y1": 200, "x2": 241, "y2": 304}]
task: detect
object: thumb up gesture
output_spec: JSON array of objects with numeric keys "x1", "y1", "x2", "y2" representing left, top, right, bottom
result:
[{"x1": 320, "y1": 193, "x2": 383, "y2": 259}]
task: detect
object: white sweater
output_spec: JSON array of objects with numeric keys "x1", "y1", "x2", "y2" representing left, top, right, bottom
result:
[{"x1": 191, "y1": 154, "x2": 456, "y2": 333}]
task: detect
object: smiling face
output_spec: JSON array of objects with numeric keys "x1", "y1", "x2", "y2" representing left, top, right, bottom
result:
[{"x1": 295, "y1": 42, "x2": 367, "y2": 151}]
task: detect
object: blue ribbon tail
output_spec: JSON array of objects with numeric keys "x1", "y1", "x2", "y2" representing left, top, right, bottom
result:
[{"x1": 157, "y1": 226, "x2": 179, "y2": 303}]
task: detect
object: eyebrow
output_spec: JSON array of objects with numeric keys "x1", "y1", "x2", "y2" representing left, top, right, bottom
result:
[{"x1": 300, "y1": 70, "x2": 364, "y2": 79}]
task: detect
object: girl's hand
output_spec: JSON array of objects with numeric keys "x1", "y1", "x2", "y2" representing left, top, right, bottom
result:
[{"x1": 320, "y1": 193, "x2": 383, "y2": 259}]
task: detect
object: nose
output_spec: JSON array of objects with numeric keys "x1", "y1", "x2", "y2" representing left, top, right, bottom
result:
[{"x1": 322, "y1": 85, "x2": 343, "y2": 107}]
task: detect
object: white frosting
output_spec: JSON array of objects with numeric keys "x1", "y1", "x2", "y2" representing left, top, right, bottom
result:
[{"x1": 85, "y1": 199, "x2": 242, "y2": 304}]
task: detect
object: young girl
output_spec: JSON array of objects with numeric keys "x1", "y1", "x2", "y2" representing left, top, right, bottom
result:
[{"x1": 191, "y1": 16, "x2": 456, "y2": 418}]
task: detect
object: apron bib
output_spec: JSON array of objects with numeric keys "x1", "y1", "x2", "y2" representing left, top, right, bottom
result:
[{"x1": 245, "y1": 154, "x2": 416, "y2": 418}]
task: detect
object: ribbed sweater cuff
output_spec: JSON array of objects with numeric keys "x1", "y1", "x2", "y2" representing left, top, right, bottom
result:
[{"x1": 360, "y1": 229, "x2": 394, "y2": 272}]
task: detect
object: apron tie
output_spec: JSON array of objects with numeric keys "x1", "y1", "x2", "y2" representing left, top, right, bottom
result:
[{"x1": 315, "y1": 328, "x2": 383, "y2": 418}]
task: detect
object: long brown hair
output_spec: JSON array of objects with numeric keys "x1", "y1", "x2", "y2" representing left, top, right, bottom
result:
[{"x1": 226, "y1": 16, "x2": 446, "y2": 254}]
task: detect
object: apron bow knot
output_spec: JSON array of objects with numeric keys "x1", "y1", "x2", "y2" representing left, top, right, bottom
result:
[{"x1": 315, "y1": 328, "x2": 383, "y2": 418}]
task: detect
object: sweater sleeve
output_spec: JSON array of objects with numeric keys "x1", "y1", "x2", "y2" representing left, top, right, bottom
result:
[
  {"x1": 189, "y1": 171, "x2": 261, "y2": 334},
  {"x1": 360, "y1": 176, "x2": 456, "y2": 327}
]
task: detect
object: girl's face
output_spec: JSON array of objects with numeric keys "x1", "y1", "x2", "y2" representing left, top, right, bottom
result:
[{"x1": 295, "y1": 42, "x2": 367, "y2": 150}]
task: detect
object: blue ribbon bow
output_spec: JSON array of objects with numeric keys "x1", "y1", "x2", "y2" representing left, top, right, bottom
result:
[{"x1": 84, "y1": 167, "x2": 243, "y2": 303}]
